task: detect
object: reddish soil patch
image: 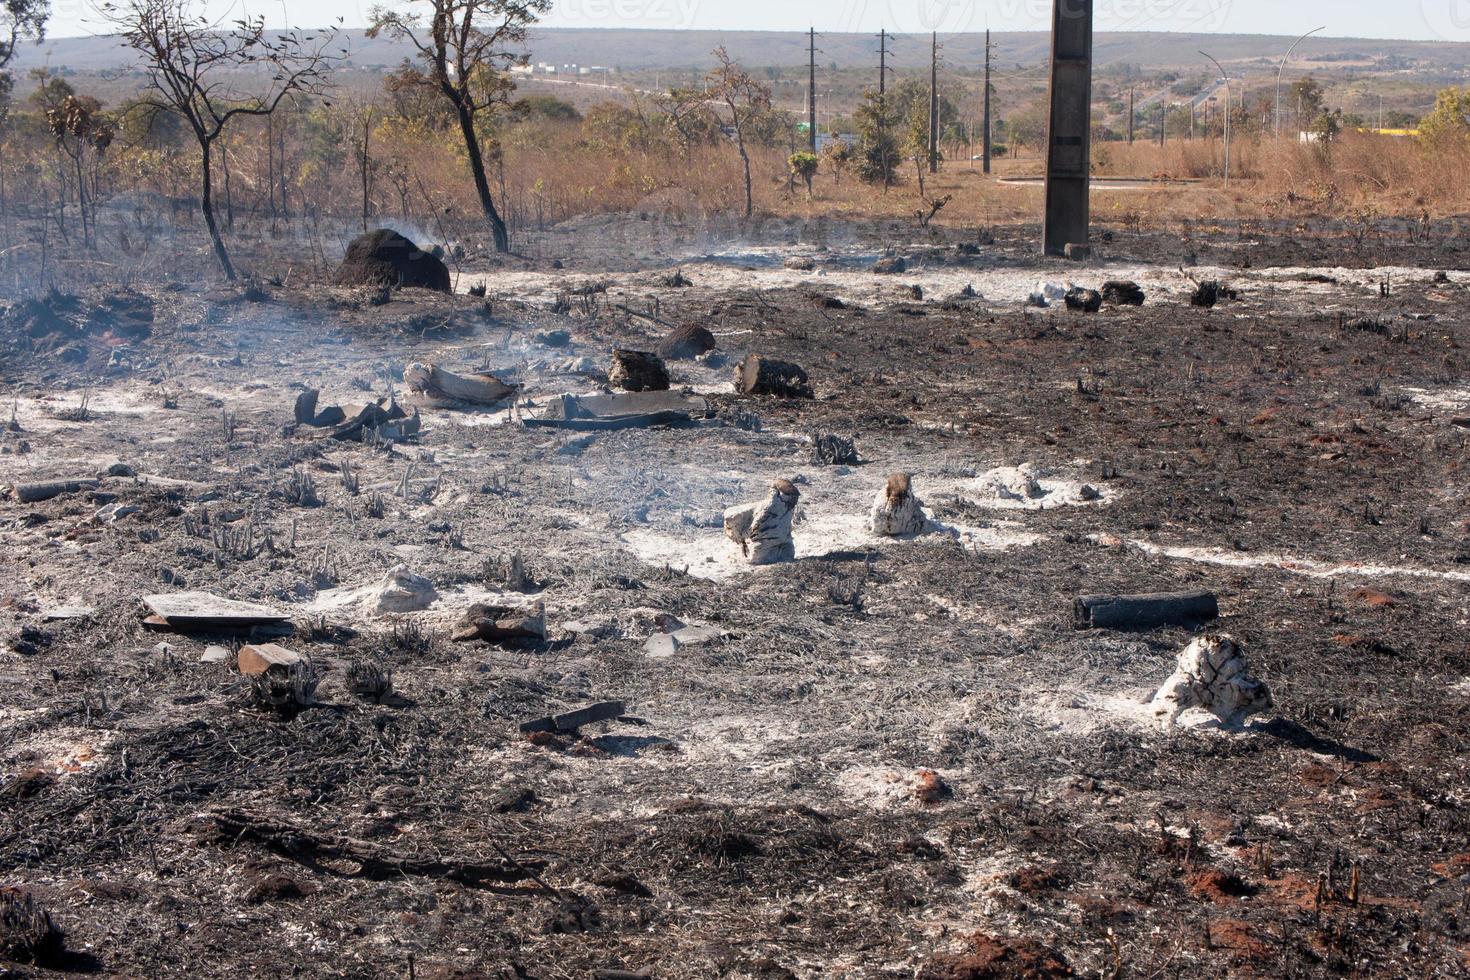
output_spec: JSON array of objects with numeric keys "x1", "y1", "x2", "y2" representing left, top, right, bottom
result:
[
  {"x1": 914, "y1": 769, "x2": 952, "y2": 805},
  {"x1": 1207, "y1": 919, "x2": 1271, "y2": 962},
  {"x1": 1298, "y1": 763, "x2": 1341, "y2": 789},
  {"x1": 1349, "y1": 587, "x2": 1400, "y2": 609},
  {"x1": 1431, "y1": 854, "x2": 1470, "y2": 877},
  {"x1": 1187, "y1": 868, "x2": 1257, "y2": 903},
  {"x1": 1009, "y1": 865, "x2": 1069, "y2": 895},
  {"x1": 919, "y1": 933, "x2": 1073, "y2": 979}
]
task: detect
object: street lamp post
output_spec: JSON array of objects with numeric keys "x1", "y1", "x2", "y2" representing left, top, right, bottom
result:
[
  {"x1": 1276, "y1": 26, "x2": 1326, "y2": 139},
  {"x1": 1200, "y1": 51, "x2": 1230, "y2": 189}
]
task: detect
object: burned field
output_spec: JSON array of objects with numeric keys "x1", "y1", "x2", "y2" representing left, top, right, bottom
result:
[{"x1": 2, "y1": 219, "x2": 1470, "y2": 977}]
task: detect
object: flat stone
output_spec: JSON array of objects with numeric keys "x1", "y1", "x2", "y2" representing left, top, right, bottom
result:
[
  {"x1": 643, "y1": 625, "x2": 727, "y2": 658},
  {"x1": 237, "y1": 643, "x2": 303, "y2": 676},
  {"x1": 142, "y1": 592, "x2": 289, "y2": 630},
  {"x1": 42, "y1": 606, "x2": 96, "y2": 622}
]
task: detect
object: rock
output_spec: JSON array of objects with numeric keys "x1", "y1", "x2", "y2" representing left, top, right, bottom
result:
[
  {"x1": 872, "y1": 256, "x2": 908, "y2": 274},
  {"x1": 724, "y1": 479, "x2": 799, "y2": 566},
  {"x1": 237, "y1": 643, "x2": 303, "y2": 676},
  {"x1": 41, "y1": 606, "x2": 95, "y2": 622},
  {"x1": 94, "y1": 503, "x2": 140, "y2": 524},
  {"x1": 871, "y1": 473, "x2": 926, "y2": 536},
  {"x1": 451, "y1": 602, "x2": 546, "y2": 645},
  {"x1": 784, "y1": 256, "x2": 816, "y2": 271},
  {"x1": 1101, "y1": 280, "x2": 1146, "y2": 306},
  {"x1": 1150, "y1": 635, "x2": 1271, "y2": 728},
  {"x1": 201, "y1": 645, "x2": 230, "y2": 664},
  {"x1": 608, "y1": 350, "x2": 670, "y2": 392},
  {"x1": 294, "y1": 389, "x2": 320, "y2": 424},
  {"x1": 644, "y1": 625, "x2": 727, "y2": 658},
  {"x1": 101, "y1": 462, "x2": 136, "y2": 478},
  {"x1": 371, "y1": 565, "x2": 439, "y2": 615},
  {"x1": 333, "y1": 229, "x2": 451, "y2": 293},
  {"x1": 142, "y1": 592, "x2": 290, "y2": 632},
  {"x1": 533, "y1": 329, "x2": 571, "y2": 348},
  {"x1": 656, "y1": 324, "x2": 717, "y2": 361},
  {"x1": 1064, "y1": 287, "x2": 1102, "y2": 313},
  {"x1": 736, "y1": 355, "x2": 813, "y2": 399}
]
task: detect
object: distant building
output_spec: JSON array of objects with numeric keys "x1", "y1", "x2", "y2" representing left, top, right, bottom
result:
[{"x1": 816, "y1": 133, "x2": 857, "y2": 152}]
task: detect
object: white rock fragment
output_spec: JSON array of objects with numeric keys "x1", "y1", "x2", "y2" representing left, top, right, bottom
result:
[
  {"x1": 371, "y1": 564, "x2": 440, "y2": 616},
  {"x1": 870, "y1": 473, "x2": 926, "y2": 537},
  {"x1": 94, "y1": 503, "x2": 141, "y2": 524},
  {"x1": 723, "y1": 479, "x2": 799, "y2": 566},
  {"x1": 1150, "y1": 634, "x2": 1272, "y2": 728},
  {"x1": 644, "y1": 625, "x2": 727, "y2": 658}
]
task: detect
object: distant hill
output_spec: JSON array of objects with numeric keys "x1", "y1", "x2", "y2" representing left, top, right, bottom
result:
[{"x1": 12, "y1": 27, "x2": 1470, "y2": 75}]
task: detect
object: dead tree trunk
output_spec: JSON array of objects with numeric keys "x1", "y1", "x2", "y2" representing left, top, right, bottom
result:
[
  {"x1": 199, "y1": 141, "x2": 237, "y2": 281},
  {"x1": 456, "y1": 105, "x2": 509, "y2": 253}
]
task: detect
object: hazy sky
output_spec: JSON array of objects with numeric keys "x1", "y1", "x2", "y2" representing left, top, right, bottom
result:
[{"x1": 49, "y1": 0, "x2": 1470, "y2": 43}]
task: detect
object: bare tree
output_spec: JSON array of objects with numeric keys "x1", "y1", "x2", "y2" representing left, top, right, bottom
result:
[
  {"x1": 343, "y1": 96, "x2": 379, "y2": 234},
  {"x1": 100, "y1": 0, "x2": 340, "y2": 280},
  {"x1": 706, "y1": 47, "x2": 772, "y2": 220},
  {"x1": 0, "y1": 0, "x2": 48, "y2": 70},
  {"x1": 46, "y1": 93, "x2": 114, "y2": 249},
  {"x1": 368, "y1": 0, "x2": 549, "y2": 254}
]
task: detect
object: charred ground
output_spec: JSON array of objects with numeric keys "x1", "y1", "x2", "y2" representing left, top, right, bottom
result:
[{"x1": 1, "y1": 216, "x2": 1469, "y2": 978}]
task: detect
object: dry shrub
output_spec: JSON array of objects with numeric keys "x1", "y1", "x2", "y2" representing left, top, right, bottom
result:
[{"x1": 1095, "y1": 132, "x2": 1470, "y2": 216}]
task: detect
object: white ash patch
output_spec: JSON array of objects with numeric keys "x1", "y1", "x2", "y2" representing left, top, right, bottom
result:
[
  {"x1": 835, "y1": 765, "x2": 953, "y2": 811},
  {"x1": 1012, "y1": 688, "x2": 1162, "y2": 736},
  {"x1": 679, "y1": 715, "x2": 803, "y2": 765},
  {"x1": 621, "y1": 511, "x2": 1041, "y2": 581},
  {"x1": 1402, "y1": 385, "x2": 1470, "y2": 413},
  {"x1": 1117, "y1": 537, "x2": 1470, "y2": 584},
  {"x1": 961, "y1": 464, "x2": 1107, "y2": 510},
  {"x1": 3, "y1": 727, "x2": 113, "y2": 779}
]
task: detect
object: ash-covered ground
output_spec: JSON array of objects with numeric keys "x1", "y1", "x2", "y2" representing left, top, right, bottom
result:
[{"x1": 2, "y1": 216, "x2": 1469, "y2": 978}]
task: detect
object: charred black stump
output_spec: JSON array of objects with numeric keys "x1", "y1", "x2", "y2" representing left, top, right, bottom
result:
[
  {"x1": 656, "y1": 324, "x2": 717, "y2": 361},
  {"x1": 334, "y1": 229, "x2": 451, "y2": 293},
  {"x1": 609, "y1": 350, "x2": 670, "y2": 392}
]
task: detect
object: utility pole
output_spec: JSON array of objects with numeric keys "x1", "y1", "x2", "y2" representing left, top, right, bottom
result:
[
  {"x1": 878, "y1": 29, "x2": 888, "y2": 97},
  {"x1": 1159, "y1": 102, "x2": 1166, "y2": 147},
  {"x1": 808, "y1": 27, "x2": 818, "y2": 152},
  {"x1": 1042, "y1": 0, "x2": 1094, "y2": 257},
  {"x1": 981, "y1": 30, "x2": 993, "y2": 176},
  {"x1": 1127, "y1": 86, "x2": 1135, "y2": 144},
  {"x1": 928, "y1": 31, "x2": 939, "y2": 175}
]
